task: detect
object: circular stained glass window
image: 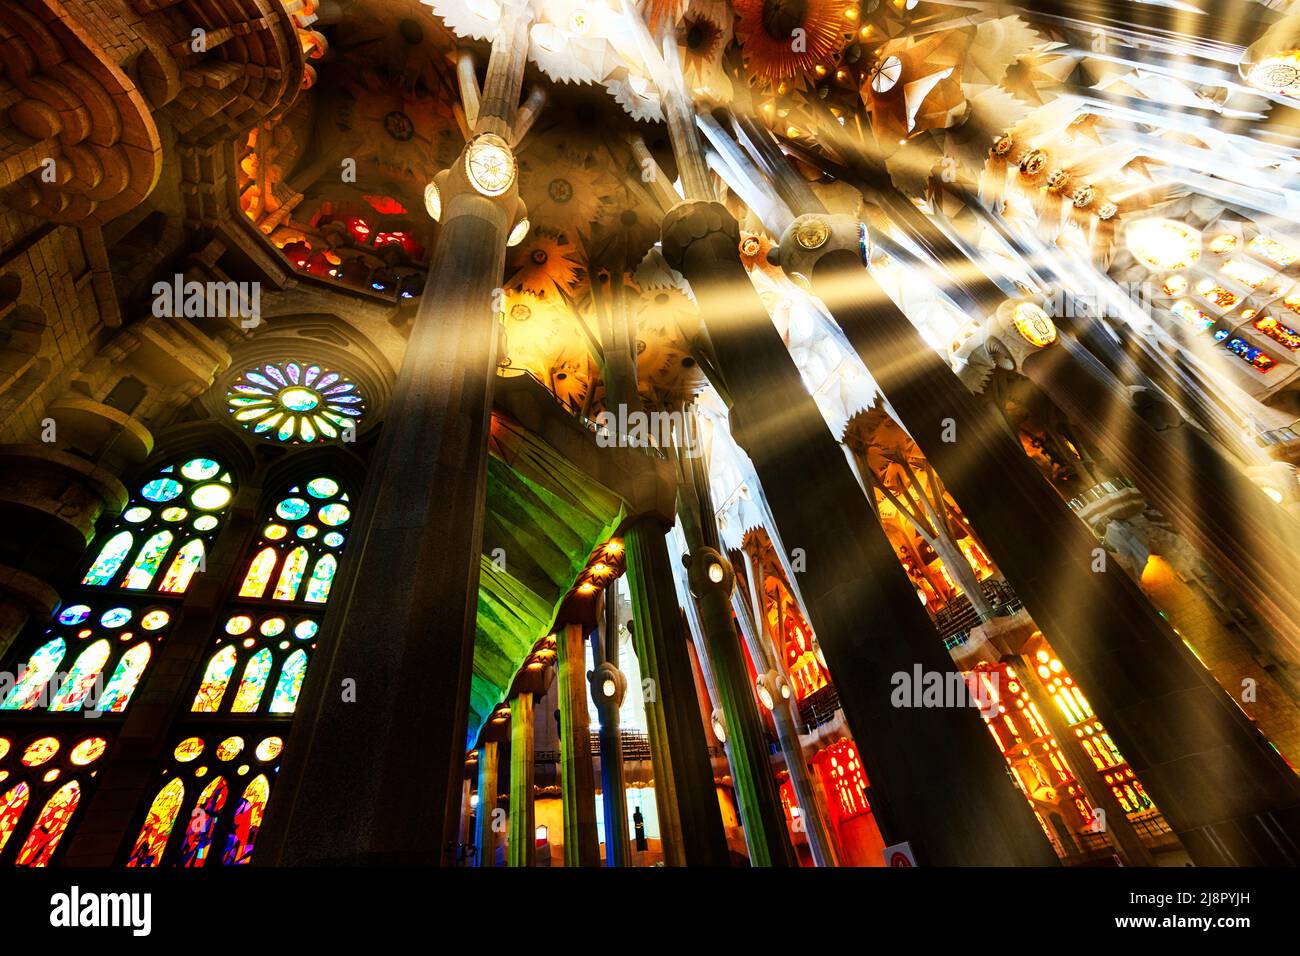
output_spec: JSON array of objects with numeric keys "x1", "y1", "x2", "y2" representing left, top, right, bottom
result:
[
  {"x1": 256, "y1": 737, "x2": 285, "y2": 761},
  {"x1": 161, "y1": 507, "x2": 188, "y2": 522},
  {"x1": 141, "y1": 478, "x2": 183, "y2": 503},
  {"x1": 124, "y1": 507, "x2": 151, "y2": 523},
  {"x1": 216, "y1": 736, "x2": 244, "y2": 761},
  {"x1": 264, "y1": 524, "x2": 288, "y2": 540},
  {"x1": 141, "y1": 610, "x2": 171, "y2": 631},
  {"x1": 174, "y1": 738, "x2": 204, "y2": 762},
  {"x1": 296, "y1": 524, "x2": 319, "y2": 540},
  {"x1": 100, "y1": 607, "x2": 132, "y2": 628},
  {"x1": 261, "y1": 617, "x2": 286, "y2": 637},
  {"x1": 181, "y1": 459, "x2": 221, "y2": 481},
  {"x1": 226, "y1": 615, "x2": 253, "y2": 635},
  {"x1": 194, "y1": 515, "x2": 220, "y2": 532},
  {"x1": 58, "y1": 605, "x2": 92, "y2": 626},
  {"x1": 323, "y1": 532, "x2": 345, "y2": 548},
  {"x1": 307, "y1": 478, "x2": 339, "y2": 499},
  {"x1": 277, "y1": 498, "x2": 311, "y2": 521},
  {"x1": 22, "y1": 737, "x2": 59, "y2": 766},
  {"x1": 191, "y1": 484, "x2": 233, "y2": 511},
  {"x1": 294, "y1": 620, "x2": 319, "y2": 641},
  {"x1": 226, "y1": 361, "x2": 365, "y2": 444},
  {"x1": 70, "y1": 738, "x2": 107, "y2": 766},
  {"x1": 319, "y1": 504, "x2": 351, "y2": 526}
]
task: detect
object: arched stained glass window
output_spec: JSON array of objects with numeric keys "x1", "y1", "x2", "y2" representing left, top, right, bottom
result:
[
  {"x1": 304, "y1": 555, "x2": 337, "y2": 603},
  {"x1": 0, "y1": 735, "x2": 108, "y2": 866},
  {"x1": 272, "y1": 546, "x2": 309, "y2": 601},
  {"x1": 0, "y1": 638, "x2": 66, "y2": 710},
  {"x1": 179, "y1": 776, "x2": 227, "y2": 867},
  {"x1": 48, "y1": 640, "x2": 111, "y2": 712},
  {"x1": 13, "y1": 780, "x2": 80, "y2": 867},
  {"x1": 158, "y1": 540, "x2": 205, "y2": 594},
  {"x1": 239, "y1": 547, "x2": 277, "y2": 598},
  {"x1": 79, "y1": 459, "x2": 234, "y2": 594},
  {"x1": 192, "y1": 646, "x2": 238, "y2": 713},
  {"x1": 269, "y1": 649, "x2": 308, "y2": 714},
  {"x1": 0, "y1": 605, "x2": 173, "y2": 714},
  {"x1": 222, "y1": 774, "x2": 270, "y2": 865},
  {"x1": 98, "y1": 643, "x2": 152, "y2": 713},
  {"x1": 0, "y1": 783, "x2": 30, "y2": 856},
  {"x1": 231, "y1": 649, "x2": 274, "y2": 713},
  {"x1": 126, "y1": 778, "x2": 184, "y2": 868},
  {"x1": 123, "y1": 734, "x2": 282, "y2": 868}
]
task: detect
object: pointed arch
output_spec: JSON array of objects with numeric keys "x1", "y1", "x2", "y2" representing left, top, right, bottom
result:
[
  {"x1": 239, "y1": 547, "x2": 278, "y2": 597},
  {"x1": 0, "y1": 783, "x2": 30, "y2": 856},
  {"x1": 123, "y1": 531, "x2": 174, "y2": 590},
  {"x1": 126, "y1": 778, "x2": 185, "y2": 867},
  {"x1": 222, "y1": 774, "x2": 270, "y2": 865},
  {"x1": 81, "y1": 531, "x2": 133, "y2": 586},
  {"x1": 48, "y1": 639, "x2": 111, "y2": 712},
  {"x1": 304, "y1": 554, "x2": 337, "y2": 603},
  {"x1": 14, "y1": 780, "x2": 80, "y2": 866},
  {"x1": 232, "y1": 648, "x2": 274, "y2": 712},
  {"x1": 192, "y1": 646, "x2": 238, "y2": 712},
  {"x1": 269, "y1": 649, "x2": 308, "y2": 714},
  {"x1": 98, "y1": 643, "x2": 152, "y2": 712},
  {"x1": 158, "y1": 539, "x2": 205, "y2": 593},
  {"x1": 0, "y1": 638, "x2": 66, "y2": 710},
  {"x1": 272, "y1": 546, "x2": 309, "y2": 601},
  {"x1": 180, "y1": 777, "x2": 227, "y2": 867}
]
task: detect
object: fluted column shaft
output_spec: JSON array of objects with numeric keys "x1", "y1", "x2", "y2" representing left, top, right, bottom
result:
[
  {"x1": 476, "y1": 741, "x2": 500, "y2": 868},
  {"x1": 557, "y1": 623, "x2": 600, "y2": 866},
  {"x1": 508, "y1": 692, "x2": 537, "y2": 867}
]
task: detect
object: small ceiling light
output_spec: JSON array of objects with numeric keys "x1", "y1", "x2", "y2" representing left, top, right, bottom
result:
[
  {"x1": 1263, "y1": 486, "x2": 1285, "y2": 503},
  {"x1": 507, "y1": 217, "x2": 530, "y2": 246},
  {"x1": 578, "y1": 582, "x2": 596, "y2": 595},
  {"x1": 757, "y1": 682, "x2": 775, "y2": 710},
  {"x1": 602, "y1": 678, "x2": 617, "y2": 698},
  {"x1": 707, "y1": 561, "x2": 725, "y2": 584}
]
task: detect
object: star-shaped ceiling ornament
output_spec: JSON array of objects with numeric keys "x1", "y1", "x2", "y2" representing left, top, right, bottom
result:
[
  {"x1": 733, "y1": 0, "x2": 859, "y2": 92},
  {"x1": 506, "y1": 230, "x2": 586, "y2": 299},
  {"x1": 862, "y1": 29, "x2": 972, "y2": 146}
]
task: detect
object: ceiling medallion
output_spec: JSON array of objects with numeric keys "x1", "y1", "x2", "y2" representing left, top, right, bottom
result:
[
  {"x1": 795, "y1": 218, "x2": 830, "y2": 250},
  {"x1": 1011, "y1": 302, "x2": 1058, "y2": 348},
  {"x1": 464, "y1": 133, "x2": 517, "y2": 197}
]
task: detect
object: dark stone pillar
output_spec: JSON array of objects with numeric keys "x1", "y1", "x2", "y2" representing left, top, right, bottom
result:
[
  {"x1": 659, "y1": 200, "x2": 1057, "y2": 865},
  {"x1": 810, "y1": 248, "x2": 1300, "y2": 864},
  {"x1": 557, "y1": 622, "x2": 600, "y2": 866},
  {"x1": 622, "y1": 518, "x2": 730, "y2": 865},
  {"x1": 590, "y1": 611, "x2": 631, "y2": 867}
]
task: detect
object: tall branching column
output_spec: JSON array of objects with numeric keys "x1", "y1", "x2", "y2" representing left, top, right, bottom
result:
[
  {"x1": 591, "y1": 598, "x2": 631, "y2": 866},
  {"x1": 737, "y1": 552, "x2": 839, "y2": 867},
  {"x1": 259, "y1": 4, "x2": 535, "y2": 865},
  {"x1": 652, "y1": 82, "x2": 1054, "y2": 865},
  {"x1": 677, "y1": 434, "x2": 795, "y2": 866},
  {"x1": 801, "y1": 243, "x2": 1300, "y2": 864},
  {"x1": 623, "y1": 519, "x2": 731, "y2": 865},
  {"x1": 557, "y1": 622, "x2": 600, "y2": 866}
]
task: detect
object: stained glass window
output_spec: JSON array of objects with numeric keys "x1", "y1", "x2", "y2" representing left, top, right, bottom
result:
[
  {"x1": 126, "y1": 778, "x2": 184, "y2": 867},
  {"x1": 225, "y1": 361, "x2": 366, "y2": 444},
  {"x1": 0, "y1": 734, "x2": 107, "y2": 866},
  {"x1": 123, "y1": 733, "x2": 283, "y2": 867},
  {"x1": 231, "y1": 649, "x2": 273, "y2": 713},
  {"x1": 0, "y1": 604, "x2": 174, "y2": 714},
  {"x1": 79, "y1": 459, "x2": 234, "y2": 594},
  {"x1": 192, "y1": 646, "x2": 238, "y2": 713},
  {"x1": 179, "y1": 777, "x2": 227, "y2": 867}
]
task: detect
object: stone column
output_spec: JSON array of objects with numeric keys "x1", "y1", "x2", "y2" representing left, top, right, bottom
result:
[
  {"x1": 801, "y1": 245, "x2": 1300, "y2": 864},
  {"x1": 258, "y1": 5, "x2": 535, "y2": 865},
  {"x1": 508, "y1": 691, "x2": 536, "y2": 867},
  {"x1": 677, "y1": 444, "x2": 794, "y2": 866},
  {"x1": 658, "y1": 201, "x2": 1056, "y2": 865},
  {"x1": 557, "y1": 622, "x2": 600, "y2": 866},
  {"x1": 476, "y1": 741, "x2": 501, "y2": 868},
  {"x1": 738, "y1": 552, "x2": 839, "y2": 867},
  {"x1": 591, "y1": 606, "x2": 630, "y2": 866},
  {"x1": 622, "y1": 518, "x2": 731, "y2": 865}
]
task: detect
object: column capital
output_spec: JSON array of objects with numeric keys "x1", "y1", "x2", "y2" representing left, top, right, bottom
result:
[{"x1": 659, "y1": 200, "x2": 741, "y2": 273}]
